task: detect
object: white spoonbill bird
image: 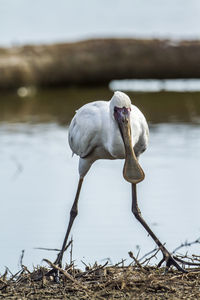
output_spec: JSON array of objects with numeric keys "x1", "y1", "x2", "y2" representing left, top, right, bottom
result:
[{"x1": 54, "y1": 91, "x2": 185, "y2": 272}]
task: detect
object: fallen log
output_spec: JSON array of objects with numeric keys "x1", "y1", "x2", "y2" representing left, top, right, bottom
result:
[{"x1": 0, "y1": 39, "x2": 200, "y2": 88}]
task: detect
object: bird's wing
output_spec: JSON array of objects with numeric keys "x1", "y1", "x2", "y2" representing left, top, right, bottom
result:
[{"x1": 68, "y1": 101, "x2": 104, "y2": 158}]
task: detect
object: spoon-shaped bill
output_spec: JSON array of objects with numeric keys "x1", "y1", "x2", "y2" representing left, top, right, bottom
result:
[{"x1": 117, "y1": 115, "x2": 145, "y2": 184}]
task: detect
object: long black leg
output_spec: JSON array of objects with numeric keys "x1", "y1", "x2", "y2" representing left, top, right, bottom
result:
[
  {"x1": 54, "y1": 177, "x2": 84, "y2": 266},
  {"x1": 131, "y1": 183, "x2": 186, "y2": 272}
]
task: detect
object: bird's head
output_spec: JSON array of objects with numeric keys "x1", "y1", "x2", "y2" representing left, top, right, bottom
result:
[{"x1": 110, "y1": 91, "x2": 145, "y2": 184}]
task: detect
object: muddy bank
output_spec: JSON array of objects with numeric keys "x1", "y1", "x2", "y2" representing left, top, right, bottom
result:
[{"x1": 0, "y1": 39, "x2": 200, "y2": 89}]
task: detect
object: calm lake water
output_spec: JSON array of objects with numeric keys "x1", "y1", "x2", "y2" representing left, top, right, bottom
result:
[{"x1": 1, "y1": 87, "x2": 200, "y2": 273}]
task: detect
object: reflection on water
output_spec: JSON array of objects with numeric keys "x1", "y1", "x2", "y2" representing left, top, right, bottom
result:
[
  {"x1": 1, "y1": 88, "x2": 200, "y2": 125},
  {"x1": 1, "y1": 88, "x2": 200, "y2": 273},
  {"x1": 110, "y1": 79, "x2": 200, "y2": 92}
]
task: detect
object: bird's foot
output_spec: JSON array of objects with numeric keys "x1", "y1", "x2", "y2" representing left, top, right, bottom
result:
[
  {"x1": 157, "y1": 251, "x2": 187, "y2": 273},
  {"x1": 42, "y1": 256, "x2": 63, "y2": 283},
  {"x1": 158, "y1": 248, "x2": 200, "y2": 273},
  {"x1": 45, "y1": 268, "x2": 60, "y2": 282}
]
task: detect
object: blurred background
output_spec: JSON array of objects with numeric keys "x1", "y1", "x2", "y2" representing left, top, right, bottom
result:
[{"x1": 1, "y1": 0, "x2": 200, "y2": 274}]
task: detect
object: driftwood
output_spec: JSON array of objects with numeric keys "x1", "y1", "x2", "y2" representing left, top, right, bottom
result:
[{"x1": 0, "y1": 39, "x2": 200, "y2": 89}]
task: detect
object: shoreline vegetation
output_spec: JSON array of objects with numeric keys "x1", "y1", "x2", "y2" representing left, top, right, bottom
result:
[{"x1": 0, "y1": 38, "x2": 200, "y2": 89}]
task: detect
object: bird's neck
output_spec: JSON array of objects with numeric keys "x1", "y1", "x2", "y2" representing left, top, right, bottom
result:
[{"x1": 107, "y1": 116, "x2": 125, "y2": 159}]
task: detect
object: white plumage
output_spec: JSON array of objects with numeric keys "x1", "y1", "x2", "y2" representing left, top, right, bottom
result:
[
  {"x1": 54, "y1": 91, "x2": 186, "y2": 273},
  {"x1": 68, "y1": 91, "x2": 149, "y2": 178}
]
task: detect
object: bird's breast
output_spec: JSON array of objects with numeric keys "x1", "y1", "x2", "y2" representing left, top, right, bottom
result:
[{"x1": 107, "y1": 131, "x2": 126, "y2": 159}]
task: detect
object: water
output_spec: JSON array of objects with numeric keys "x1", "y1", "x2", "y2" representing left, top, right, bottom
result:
[
  {"x1": 1, "y1": 88, "x2": 200, "y2": 274},
  {"x1": 0, "y1": 0, "x2": 200, "y2": 46}
]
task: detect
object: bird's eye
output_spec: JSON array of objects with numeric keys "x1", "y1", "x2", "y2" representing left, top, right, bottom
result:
[{"x1": 114, "y1": 107, "x2": 118, "y2": 112}]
